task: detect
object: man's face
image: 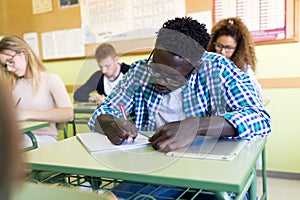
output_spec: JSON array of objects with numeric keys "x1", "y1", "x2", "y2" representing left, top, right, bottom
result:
[
  {"x1": 98, "y1": 56, "x2": 118, "y2": 80},
  {"x1": 150, "y1": 49, "x2": 195, "y2": 94}
]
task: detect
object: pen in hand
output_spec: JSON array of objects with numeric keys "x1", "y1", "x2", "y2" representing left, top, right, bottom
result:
[
  {"x1": 15, "y1": 97, "x2": 21, "y2": 108},
  {"x1": 118, "y1": 104, "x2": 134, "y2": 143}
]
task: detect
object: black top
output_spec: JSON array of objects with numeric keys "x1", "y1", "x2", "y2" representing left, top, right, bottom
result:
[{"x1": 73, "y1": 63, "x2": 130, "y2": 102}]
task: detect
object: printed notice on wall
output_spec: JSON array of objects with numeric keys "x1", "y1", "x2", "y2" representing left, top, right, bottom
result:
[
  {"x1": 214, "y1": 0, "x2": 286, "y2": 42},
  {"x1": 41, "y1": 28, "x2": 85, "y2": 60},
  {"x1": 80, "y1": 0, "x2": 185, "y2": 44},
  {"x1": 32, "y1": 0, "x2": 53, "y2": 14},
  {"x1": 23, "y1": 32, "x2": 40, "y2": 57}
]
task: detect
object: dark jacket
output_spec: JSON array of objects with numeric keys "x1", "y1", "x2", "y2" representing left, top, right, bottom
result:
[{"x1": 73, "y1": 63, "x2": 130, "y2": 102}]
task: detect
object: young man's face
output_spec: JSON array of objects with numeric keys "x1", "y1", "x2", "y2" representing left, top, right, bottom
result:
[
  {"x1": 98, "y1": 56, "x2": 119, "y2": 80},
  {"x1": 150, "y1": 49, "x2": 195, "y2": 94}
]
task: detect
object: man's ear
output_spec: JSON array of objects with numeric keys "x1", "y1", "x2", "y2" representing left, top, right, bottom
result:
[{"x1": 115, "y1": 56, "x2": 119, "y2": 62}]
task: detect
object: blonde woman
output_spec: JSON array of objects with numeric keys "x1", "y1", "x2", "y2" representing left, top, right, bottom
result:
[
  {"x1": 0, "y1": 35, "x2": 73, "y2": 148},
  {"x1": 207, "y1": 17, "x2": 263, "y2": 97}
]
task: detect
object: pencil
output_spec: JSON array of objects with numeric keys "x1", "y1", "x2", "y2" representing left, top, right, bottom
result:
[
  {"x1": 118, "y1": 104, "x2": 127, "y2": 120},
  {"x1": 118, "y1": 104, "x2": 134, "y2": 143},
  {"x1": 15, "y1": 97, "x2": 21, "y2": 108}
]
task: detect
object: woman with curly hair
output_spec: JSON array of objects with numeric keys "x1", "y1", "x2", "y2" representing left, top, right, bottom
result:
[{"x1": 207, "y1": 17, "x2": 262, "y2": 97}]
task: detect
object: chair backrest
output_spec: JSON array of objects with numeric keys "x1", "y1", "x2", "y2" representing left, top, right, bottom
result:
[{"x1": 56, "y1": 121, "x2": 76, "y2": 139}]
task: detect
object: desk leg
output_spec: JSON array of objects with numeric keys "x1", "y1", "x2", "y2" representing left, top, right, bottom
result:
[
  {"x1": 249, "y1": 167, "x2": 257, "y2": 200},
  {"x1": 261, "y1": 147, "x2": 267, "y2": 200},
  {"x1": 71, "y1": 120, "x2": 77, "y2": 136},
  {"x1": 213, "y1": 191, "x2": 230, "y2": 200},
  {"x1": 24, "y1": 131, "x2": 38, "y2": 151}
]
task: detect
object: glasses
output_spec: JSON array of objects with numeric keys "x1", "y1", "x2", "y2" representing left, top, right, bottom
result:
[
  {"x1": 1, "y1": 52, "x2": 18, "y2": 71},
  {"x1": 214, "y1": 42, "x2": 236, "y2": 53},
  {"x1": 145, "y1": 50, "x2": 193, "y2": 87},
  {"x1": 98, "y1": 58, "x2": 115, "y2": 69}
]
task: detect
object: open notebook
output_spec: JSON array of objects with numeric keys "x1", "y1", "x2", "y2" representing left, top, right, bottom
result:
[
  {"x1": 166, "y1": 136, "x2": 247, "y2": 161},
  {"x1": 77, "y1": 132, "x2": 150, "y2": 153}
]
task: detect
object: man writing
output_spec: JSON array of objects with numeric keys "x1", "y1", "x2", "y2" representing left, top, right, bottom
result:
[
  {"x1": 88, "y1": 17, "x2": 271, "y2": 152},
  {"x1": 88, "y1": 16, "x2": 271, "y2": 199},
  {"x1": 74, "y1": 43, "x2": 130, "y2": 104}
]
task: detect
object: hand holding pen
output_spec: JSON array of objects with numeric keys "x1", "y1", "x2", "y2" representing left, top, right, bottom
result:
[{"x1": 118, "y1": 104, "x2": 136, "y2": 143}]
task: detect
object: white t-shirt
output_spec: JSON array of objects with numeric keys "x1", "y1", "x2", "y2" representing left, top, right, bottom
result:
[
  {"x1": 103, "y1": 73, "x2": 124, "y2": 95},
  {"x1": 155, "y1": 88, "x2": 186, "y2": 129},
  {"x1": 245, "y1": 64, "x2": 263, "y2": 98}
]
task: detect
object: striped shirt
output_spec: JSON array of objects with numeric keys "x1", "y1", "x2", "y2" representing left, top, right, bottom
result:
[{"x1": 88, "y1": 52, "x2": 271, "y2": 139}]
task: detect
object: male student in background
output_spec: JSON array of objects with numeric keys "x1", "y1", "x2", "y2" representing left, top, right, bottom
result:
[{"x1": 73, "y1": 43, "x2": 130, "y2": 104}]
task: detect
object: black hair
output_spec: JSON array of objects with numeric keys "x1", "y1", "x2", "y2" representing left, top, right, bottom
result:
[
  {"x1": 155, "y1": 17, "x2": 210, "y2": 66},
  {"x1": 160, "y1": 17, "x2": 210, "y2": 48}
]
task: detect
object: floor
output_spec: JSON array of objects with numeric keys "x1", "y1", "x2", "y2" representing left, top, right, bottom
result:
[{"x1": 257, "y1": 176, "x2": 300, "y2": 200}]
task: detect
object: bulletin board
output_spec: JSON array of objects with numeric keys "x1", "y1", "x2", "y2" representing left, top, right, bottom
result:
[{"x1": 0, "y1": 0, "x2": 298, "y2": 61}]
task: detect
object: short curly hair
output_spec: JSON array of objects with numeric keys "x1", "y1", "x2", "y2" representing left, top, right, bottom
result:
[
  {"x1": 207, "y1": 17, "x2": 257, "y2": 72},
  {"x1": 155, "y1": 17, "x2": 210, "y2": 67}
]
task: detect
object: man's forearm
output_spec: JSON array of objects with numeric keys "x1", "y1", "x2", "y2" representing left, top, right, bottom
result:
[{"x1": 197, "y1": 116, "x2": 238, "y2": 137}]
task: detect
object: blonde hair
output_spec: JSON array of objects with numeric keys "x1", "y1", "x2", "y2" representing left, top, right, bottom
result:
[
  {"x1": 0, "y1": 80, "x2": 23, "y2": 198},
  {"x1": 207, "y1": 17, "x2": 257, "y2": 72},
  {"x1": 0, "y1": 35, "x2": 47, "y2": 93}
]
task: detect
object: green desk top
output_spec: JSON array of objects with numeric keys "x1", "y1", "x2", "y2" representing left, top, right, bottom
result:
[
  {"x1": 24, "y1": 136, "x2": 267, "y2": 194},
  {"x1": 11, "y1": 182, "x2": 112, "y2": 200},
  {"x1": 73, "y1": 103, "x2": 96, "y2": 114},
  {"x1": 19, "y1": 121, "x2": 50, "y2": 133}
]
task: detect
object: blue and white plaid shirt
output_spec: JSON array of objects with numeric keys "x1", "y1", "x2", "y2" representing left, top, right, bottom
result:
[{"x1": 88, "y1": 52, "x2": 271, "y2": 140}]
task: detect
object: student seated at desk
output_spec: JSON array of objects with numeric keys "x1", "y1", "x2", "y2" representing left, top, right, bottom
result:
[
  {"x1": 0, "y1": 35, "x2": 73, "y2": 148},
  {"x1": 207, "y1": 17, "x2": 263, "y2": 98},
  {"x1": 88, "y1": 17, "x2": 271, "y2": 199},
  {"x1": 73, "y1": 43, "x2": 130, "y2": 105},
  {"x1": 0, "y1": 79, "x2": 23, "y2": 199}
]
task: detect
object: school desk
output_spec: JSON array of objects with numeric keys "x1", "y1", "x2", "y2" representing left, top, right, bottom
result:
[
  {"x1": 19, "y1": 121, "x2": 50, "y2": 151},
  {"x1": 70, "y1": 103, "x2": 96, "y2": 135},
  {"x1": 19, "y1": 121, "x2": 50, "y2": 133},
  {"x1": 24, "y1": 136, "x2": 267, "y2": 200}
]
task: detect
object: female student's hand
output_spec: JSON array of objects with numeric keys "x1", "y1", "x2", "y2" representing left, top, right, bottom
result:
[
  {"x1": 97, "y1": 114, "x2": 138, "y2": 145},
  {"x1": 149, "y1": 117, "x2": 200, "y2": 152}
]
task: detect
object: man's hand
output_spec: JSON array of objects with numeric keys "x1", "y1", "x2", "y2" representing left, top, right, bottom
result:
[
  {"x1": 88, "y1": 94, "x2": 106, "y2": 105},
  {"x1": 97, "y1": 114, "x2": 138, "y2": 145},
  {"x1": 149, "y1": 117, "x2": 200, "y2": 152}
]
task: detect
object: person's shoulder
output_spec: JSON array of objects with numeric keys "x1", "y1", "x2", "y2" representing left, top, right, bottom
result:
[
  {"x1": 40, "y1": 71, "x2": 63, "y2": 82},
  {"x1": 202, "y1": 51, "x2": 228, "y2": 63},
  {"x1": 120, "y1": 63, "x2": 130, "y2": 73},
  {"x1": 202, "y1": 52, "x2": 237, "y2": 71},
  {"x1": 129, "y1": 59, "x2": 147, "y2": 69},
  {"x1": 91, "y1": 70, "x2": 102, "y2": 77}
]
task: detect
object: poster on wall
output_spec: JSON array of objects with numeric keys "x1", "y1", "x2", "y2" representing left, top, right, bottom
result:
[
  {"x1": 79, "y1": 0, "x2": 186, "y2": 44},
  {"x1": 213, "y1": 0, "x2": 286, "y2": 42},
  {"x1": 59, "y1": 0, "x2": 79, "y2": 8},
  {"x1": 32, "y1": 0, "x2": 53, "y2": 14}
]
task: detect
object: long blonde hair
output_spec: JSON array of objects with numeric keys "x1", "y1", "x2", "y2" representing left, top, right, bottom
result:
[{"x1": 0, "y1": 35, "x2": 47, "y2": 93}]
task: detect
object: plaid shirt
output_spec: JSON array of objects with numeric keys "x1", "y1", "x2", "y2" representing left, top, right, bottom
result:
[{"x1": 88, "y1": 52, "x2": 271, "y2": 139}]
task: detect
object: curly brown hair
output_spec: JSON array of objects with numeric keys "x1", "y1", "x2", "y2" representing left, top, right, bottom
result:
[{"x1": 207, "y1": 17, "x2": 257, "y2": 72}]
